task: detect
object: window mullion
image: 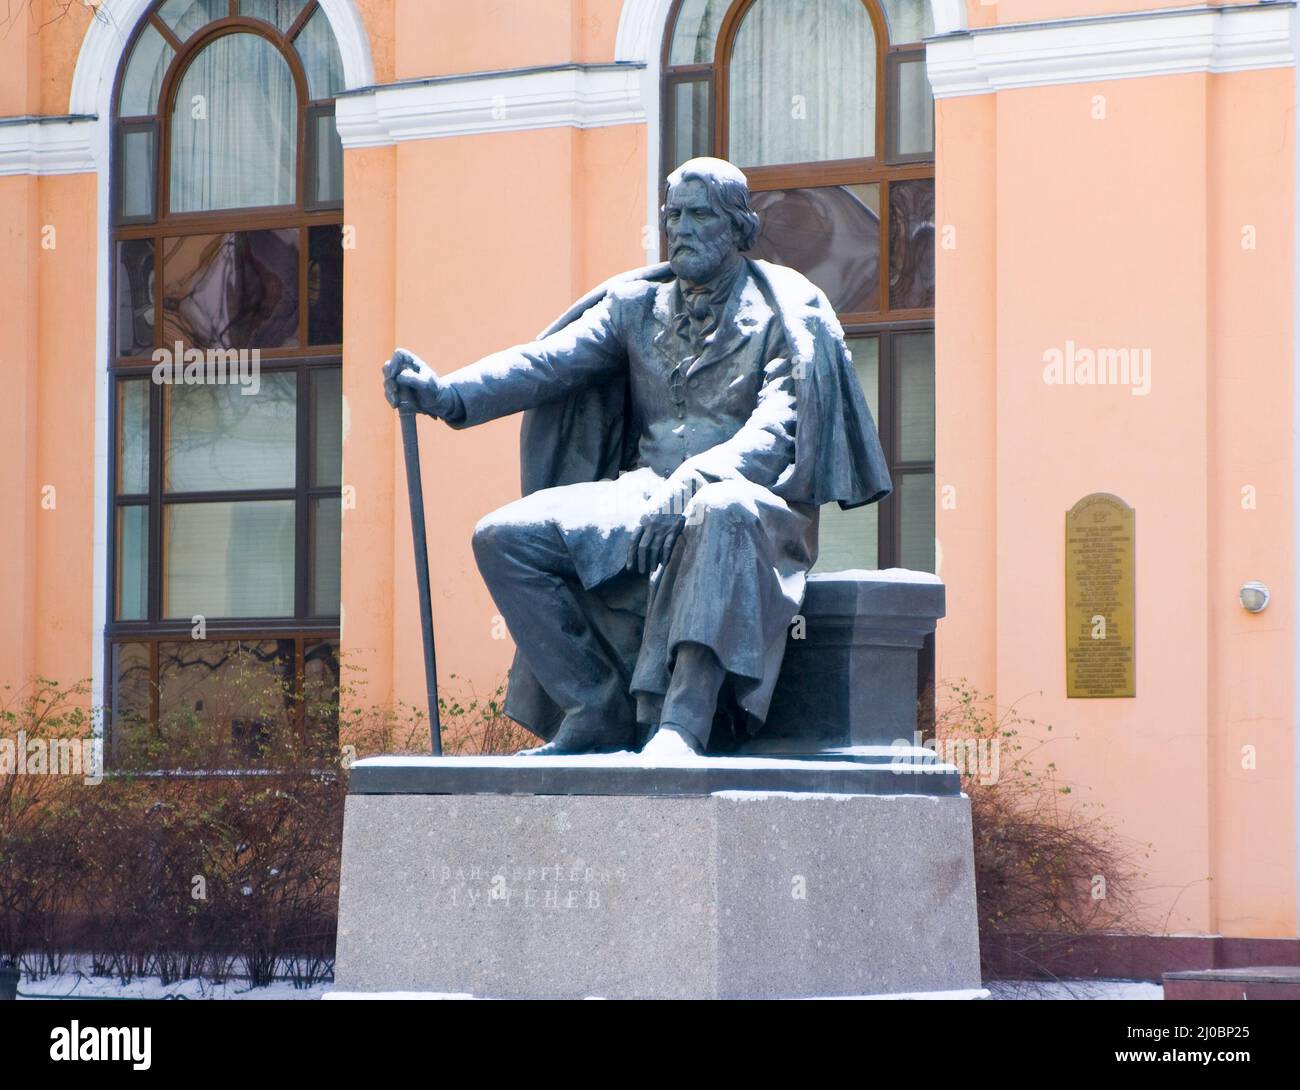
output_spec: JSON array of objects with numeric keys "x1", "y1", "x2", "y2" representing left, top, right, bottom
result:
[
  {"x1": 880, "y1": 177, "x2": 891, "y2": 317},
  {"x1": 150, "y1": 13, "x2": 183, "y2": 52},
  {"x1": 295, "y1": 364, "x2": 310, "y2": 620},
  {"x1": 148, "y1": 379, "x2": 164, "y2": 624},
  {"x1": 299, "y1": 224, "x2": 309, "y2": 347},
  {"x1": 286, "y1": 0, "x2": 317, "y2": 43},
  {"x1": 879, "y1": 330, "x2": 897, "y2": 568},
  {"x1": 108, "y1": 382, "x2": 122, "y2": 626}
]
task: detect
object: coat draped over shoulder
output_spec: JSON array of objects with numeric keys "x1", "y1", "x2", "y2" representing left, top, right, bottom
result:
[{"x1": 519, "y1": 259, "x2": 892, "y2": 509}]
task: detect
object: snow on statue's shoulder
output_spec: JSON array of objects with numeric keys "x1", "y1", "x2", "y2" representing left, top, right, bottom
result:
[{"x1": 750, "y1": 257, "x2": 826, "y2": 310}]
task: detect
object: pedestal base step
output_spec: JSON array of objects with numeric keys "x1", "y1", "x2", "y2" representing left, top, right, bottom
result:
[
  {"x1": 322, "y1": 986, "x2": 991, "y2": 1000},
  {"x1": 1163, "y1": 966, "x2": 1300, "y2": 1000},
  {"x1": 346, "y1": 746, "x2": 960, "y2": 798}
]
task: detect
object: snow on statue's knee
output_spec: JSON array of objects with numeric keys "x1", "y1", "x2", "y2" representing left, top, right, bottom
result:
[{"x1": 686, "y1": 480, "x2": 761, "y2": 530}]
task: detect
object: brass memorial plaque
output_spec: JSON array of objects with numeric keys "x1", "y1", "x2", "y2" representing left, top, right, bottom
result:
[{"x1": 1065, "y1": 493, "x2": 1135, "y2": 698}]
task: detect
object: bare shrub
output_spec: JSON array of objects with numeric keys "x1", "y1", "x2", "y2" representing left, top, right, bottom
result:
[
  {"x1": 0, "y1": 680, "x2": 98, "y2": 975},
  {"x1": 935, "y1": 680, "x2": 1150, "y2": 980},
  {"x1": 2, "y1": 668, "x2": 528, "y2": 987},
  {"x1": 339, "y1": 674, "x2": 535, "y2": 758}
]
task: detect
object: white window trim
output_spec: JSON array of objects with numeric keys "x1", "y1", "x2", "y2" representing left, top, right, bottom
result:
[{"x1": 333, "y1": 63, "x2": 645, "y2": 148}]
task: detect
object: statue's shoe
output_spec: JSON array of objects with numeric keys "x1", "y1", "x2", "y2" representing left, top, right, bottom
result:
[
  {"x1": 639, "y1": 723, "x2": 704, "y2": 759},
  {"x1": 516, "y1": 721, "x2": 632, "y2": 757}
]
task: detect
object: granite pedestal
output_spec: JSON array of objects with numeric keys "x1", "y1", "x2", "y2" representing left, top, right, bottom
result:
[{"x1": 333, "y1": 749, "x2": 982, "y2": 999}]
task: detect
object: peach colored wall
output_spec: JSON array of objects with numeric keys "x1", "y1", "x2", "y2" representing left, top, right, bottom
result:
[
  {"x1": 37, "y1": 2, "x2": 94, "y2": 115},
  {"x1": 0, "y1": 172, "x2": 99, "y2": 693},
  {"x1": 0, "y1": 0, "x2": 90, "y2": 115},
  {"x1": 340, "y1": 145, "x2": 398, "y2": 707},
  {"x1": 0, "y1": 3, "x2": 99, "y2": 695},
  {"x1": 969, "y1": 0, "x2": 1259, "y2": 29},
  {"x1": 394, "y1": 0, "x2": 623, "y2": 80},
  {"x1": 936, "y1": 65, "x2": 1296, "y2": 936},
  {"x1": 0, "y1": 0, "x2": 39, "y2": 114},
  {"x1": 0, "y1": 0, "x2": 41, "y2": 698},
  {"x1": 0, "y1": 175, "x2": 41, "y2": 694},
  {"x1": 34, "y1": 174, "x2": 99, "y2": 689},
  {"x1": 934, "y1": 92, "x2": 997, "y2": 697},
  {"x1": 1206, "y1": 68, "x2": 1296, "y2": 936},
  {"x1": 356, "y1": 0, "x2": 396, "y2": 84}
]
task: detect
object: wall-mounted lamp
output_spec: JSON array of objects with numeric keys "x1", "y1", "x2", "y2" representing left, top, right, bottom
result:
[{"x1": 1240, "y1": 581, "x2": 1270, "y2": 614}]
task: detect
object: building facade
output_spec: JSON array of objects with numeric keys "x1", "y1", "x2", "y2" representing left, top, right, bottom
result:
[{"x1": 1, "y1": 0, "x2": 1296, "y2": 950}]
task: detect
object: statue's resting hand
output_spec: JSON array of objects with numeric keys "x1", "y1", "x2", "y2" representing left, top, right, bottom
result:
[
  {"x1": 625, "y1": 468, "x2": 709, "y2": 572},
  {"x1": 626, "y1": 511, "x2": 686, "y2": 575},
  {"x1": 382, "y1": 348, "x2": 457, "y2": 419}
]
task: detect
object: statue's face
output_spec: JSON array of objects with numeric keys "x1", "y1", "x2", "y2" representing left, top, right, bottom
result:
[{"x1": 664, "y1": 178, "x2": 739, "y2": 282}]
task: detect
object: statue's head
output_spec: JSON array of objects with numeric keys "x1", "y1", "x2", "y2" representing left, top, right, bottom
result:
[{"x1": 661, "y1": 157, "x2": 759, "y2": 282}]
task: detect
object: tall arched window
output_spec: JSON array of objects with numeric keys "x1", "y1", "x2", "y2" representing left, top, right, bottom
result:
[
  {"x1": 107, "y1": 1, "x2": 345, "y2": 757},
  {"x1": 662, "y1": 0, "x2": 935, "y2": 575}
]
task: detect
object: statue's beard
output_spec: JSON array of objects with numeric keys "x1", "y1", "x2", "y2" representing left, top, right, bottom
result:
[{"x1": 668, "y1": 237, "x2": 735, "y2": 284}]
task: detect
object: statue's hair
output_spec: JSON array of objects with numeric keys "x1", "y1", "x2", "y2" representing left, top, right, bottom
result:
[{"x1": 661, "y1": 157, "x2": 760, "y2": 251}]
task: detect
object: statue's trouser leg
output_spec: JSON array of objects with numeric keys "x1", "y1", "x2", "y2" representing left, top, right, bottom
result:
[
  {"x1": 473, "y1": 517, "x2": 635, "y2": 745},
  {"x1": 633, "y1": 481, "x2": 813, "y2": 739},
  {"x1": 658, "y1": 641, "x2": 727, "y2": 748}
]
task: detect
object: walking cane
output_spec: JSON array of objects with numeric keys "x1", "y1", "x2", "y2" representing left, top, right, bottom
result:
[{"x1": 397, "y1": 387, "x2": 443, "y2": 755}]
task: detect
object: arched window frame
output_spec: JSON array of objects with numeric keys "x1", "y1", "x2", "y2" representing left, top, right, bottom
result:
[
  {"x1": 660, "y1": 0, "x2": 936, "y2": 574},
  {"x1": 106, "y1": 1, "x2": 345, "y2": 753},
  {"x1": 112, "y1": 2, "x2": 343, "y2": 227},
  {"x1": 712, "y1": 0, "x2": 892, "y2": 174}
]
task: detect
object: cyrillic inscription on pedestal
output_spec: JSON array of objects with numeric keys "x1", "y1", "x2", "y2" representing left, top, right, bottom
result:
[{"x1": 427, "y1": 860, "x2": 625, "y2": 912}]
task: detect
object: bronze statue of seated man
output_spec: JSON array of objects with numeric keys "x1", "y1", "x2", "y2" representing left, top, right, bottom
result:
[{"x1": 383, "y1": 157, "x2": 890, "y2": 758}]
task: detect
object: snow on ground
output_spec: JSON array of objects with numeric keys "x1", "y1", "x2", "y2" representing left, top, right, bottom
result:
[
  {"x1": 985, "y1": 979, "x2": 1164, "y2": 1000},
  {"x1": 15, "y1": 970, "x2": 1160, "y2": 1000},
  {"x1": 16, "y1": 970, "x2": 328, "y2": 1001}
]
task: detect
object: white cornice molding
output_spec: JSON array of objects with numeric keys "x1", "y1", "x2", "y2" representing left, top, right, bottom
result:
[
  {"x1": 335, "y1": 62, "x2": 646, "y2": 149},
  {"x1": 927, "y1": 3, "x2": 1296, "y2": 99},
  {"x1": 0, "y1": 115, "x2": 97, "y2": 176}
]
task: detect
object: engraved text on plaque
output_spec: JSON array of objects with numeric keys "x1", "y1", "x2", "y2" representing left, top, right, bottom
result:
[{"x1": 1065, "y1": 493, "x2": 1135, "y2": 698}]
